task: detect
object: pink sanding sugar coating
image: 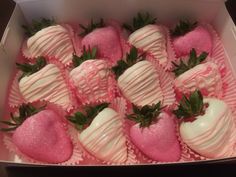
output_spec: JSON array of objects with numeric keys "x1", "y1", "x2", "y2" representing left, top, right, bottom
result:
[
  {"x1": 173, "y1": 26, "x2": 212, "y2": 57},
  {"x1": 130, "y1": 112, "x2": 181, "y2": 162},
  {"x1": 81, "y1": 26, "x2": 123, "y2": 65},
  {"x1": 12, "y1": 110, "x2": 73, "y2": 163}
]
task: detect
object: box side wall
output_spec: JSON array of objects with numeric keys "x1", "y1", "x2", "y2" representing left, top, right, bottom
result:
[
  {"x1": 16, "y1": 0, "x2": 223, "y2": 23},
  {"x1": 213, "y1": 5, "x2": 236, "y2": 77},
  {"x1": 0, "y1": 5, "x2": 26, "y2": 161},
  {"x1": 0, "y1": 0, "x2": 236, "y2": 164}
]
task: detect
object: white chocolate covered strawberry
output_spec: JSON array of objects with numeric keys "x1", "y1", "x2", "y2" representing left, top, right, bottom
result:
[
  {"x1": 172, "y1": 49, "x2": 223, "y2": 98},
  {"x1": 171, "y1": 20, "x2": 212, "y2": 57},
  {"x1": 68, "y1": 103, "x2": 128, "y2": 164},
  {"x1": 128, "y1": 102, "x2": 181, "y2": 162},
  {"x1": 113, "y1": 47, "x2": 172, "y2": 106},
  {"x1": 17, "y1": 57, "x2": 73, "y2": 110},
  {"x1": 124, "y1": 13, "x2": 168, "y2": 66},
  {"x1": 1, "y1": 104, "x2": 73, "y2": 163},
  {"x1": 174, "y1": 90, "x2": 236, "y2": 158},
  {"x1": 23, "y1": 19, "x2": 74, "y2": 66},
  {"x1": 69, "y1": 47, "x2": 115, "y2": 104}
]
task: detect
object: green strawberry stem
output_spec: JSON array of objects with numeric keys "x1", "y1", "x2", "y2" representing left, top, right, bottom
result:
[
  {"x1": 127, "y1": 102, "x2": 164, "y2": 128},
  {"x1": 22, "y1": 18, "x2": 55, "y2": 37},
  {"x1": 123, "y1": 12, "x2": 156, "y2": 33},
  {"x1": 79, "y1": 18, "x2": 105, "y2": 37},
  {"x1": 68, "y1": 103, "x2": 109, "y2": 131},
  {"x1": 0, "y1": 103, "x2": 46, "y2": 132},
  {"x1": 171, "y1": 20, "x2": 198, "y2": 37},
  {"x1": 16, "y1": 56, "x2": 47, "y2": 81},
  {"x1": 173, "y1": 90, "x2": 208, "y2": 121},
  {"x1": 172, "y1": 48, "x2": 208, "y2": 77},
  {"x1": 72, "y1": 46, "x2": 97, "y2": 68},
  {"x1": 112, "y1": 46, "x2": 146, "y2": 79}
]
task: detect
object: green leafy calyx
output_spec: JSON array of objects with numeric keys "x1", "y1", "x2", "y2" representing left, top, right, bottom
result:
[
  {"x1": 172, "y1": 48, "x2": 208, "y2": 77},
  {"x1": 72, "y1": 47, "x2": 97, "y2": 68},
  {"x1": 68, "y1": 103, "x2": 109, "y2": 131},
  {"x1": 171, "y1": 20, "x2": 198, "y2": 37},
  {"x1": 22, "y1": 18, "x2": 55, "y2": 37},
  {"x1": 112, "y1": 46, "x2": 145, "y2": 79},
  {"x1": 123, "y1": 12, "x2": 156, "y2": 33},
  {"x1": 79, "y1": 19, "x2": 105, "y2": 36},
  {"x1": 16, "y1": 56, "x2": 47, "y2": 81},
  {"x1": 127, "y1": 102, "x2": 163, "y2": 128},
  {"x1": 173, "y1": 90, "x2": 206, "y2": 120},
  {"x1": 0, "y1": 104, "x2": 45, "y2": 132}
]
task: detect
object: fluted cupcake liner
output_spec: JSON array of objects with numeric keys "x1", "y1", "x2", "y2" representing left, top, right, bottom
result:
[{"x1": 107, "y1": 97, "x2": 138, "y2": 165}]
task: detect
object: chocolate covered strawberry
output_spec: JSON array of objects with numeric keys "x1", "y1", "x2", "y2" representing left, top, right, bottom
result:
[
  {"x1": 70, "y1": 47, "x2": 115, "y2": 104},
  {"x1": 173, "y1": 90, "x2": 236, "y2": 158},
  {"x1": 172, "y1": 49, "x2": 223, "y2": 98},
  {"x1": 171, "y1": 20, "x2": 212, "y2": 57},
  {"x1": 23, "y1": 18, "x2": 74, "y2": 66},
  {"x1": 1, "y1": 104, "x2": 73, "y2": 163},
  {"x1": 112, "y1": 47, "x2": 171, "y2": 106},
  {"x1": 128, "y1": 102, "x2": 181, "y2": 162},
  {"x1": 123, "y1": 13, "x2": 168, "y2": 66},
  {"x1": 68, "y1": 103, "x2": 128, "y2": 164},
  {"x1": 79, "y1": 19, "x2": 122, "y2": 64},
  {"x1": 17, "y1": 57, "x2": 73, "y2": 110}
]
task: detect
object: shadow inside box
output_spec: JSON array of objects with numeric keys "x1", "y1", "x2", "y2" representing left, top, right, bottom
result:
[{"x1": 2, "y1": 159, "x2": 236, "y2": 177}]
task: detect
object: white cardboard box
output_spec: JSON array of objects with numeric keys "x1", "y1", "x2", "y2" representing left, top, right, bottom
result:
[{"x1": 1, "y1": 0, "x2": 236, "y2": 165}]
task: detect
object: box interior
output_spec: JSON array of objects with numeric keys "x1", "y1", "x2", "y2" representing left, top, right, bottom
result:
[{"x1": 0, "y1": 0, "x2": 236, "y2": 164}]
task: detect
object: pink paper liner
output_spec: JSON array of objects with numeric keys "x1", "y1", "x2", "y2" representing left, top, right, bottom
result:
[
  {"x1": 146, "y1": 57, "x2": 176, "y2": 107},
  {"x1": 108, "y1": 97, "x2": 138, "y2": 165},
  {"x1": 8, "y1": 71, "x2": 25, "y2": 108},
  {"x1": 22, "y1": 24, "x2": 75, "y2": 67},
  {"x1": 8, "y1": 59, "x2": 77, "y2": 112},
  {"x1": 3, "y1": 102, "x2": 83, "y2": 165},
  {"x1": 163, "y1": 26, "x2": 178, "y2": 71}
]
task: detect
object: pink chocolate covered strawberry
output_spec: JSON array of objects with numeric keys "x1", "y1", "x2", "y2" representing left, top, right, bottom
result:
[
  {"x1": 17, "y1": 57, "x2": 73, "y2": 110},
  {"x1": 79, "y1": 19, "x2": 122, "y2": 64},
  {"x1": 23, "y1": 18, "x2": 75, "y2": 66},
  {"x1": 128, "y1": 102, "x2": 181, "y2": 162},
  {"x1": 68, "y1": 103, "x2": 129, "y2": 164},
  {"x1": 173, "y1": 90, "x2": 236, "y2": 158},
  {"x1": 112, "y1": 47, "x2": 174, "y2": 107},
  {"x1": 172, "y1": 49, "x2": 223, "y2": 98},
  {"x1": 123, "y1": 13, "x2": 168, "y2": 67},
  {"x1": 69, "y1": 47, "x2": 115, "y2": 105},
  {"x1": 1, "y1": 104, "x2": 73, "y2": 163},
  {"x1": 171, "y1": 20, "x2": 212, "y2": 57}
]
